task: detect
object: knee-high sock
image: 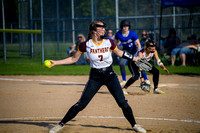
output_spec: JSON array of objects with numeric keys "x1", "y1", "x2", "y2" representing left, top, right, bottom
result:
[
  {"x1": 142, "y1": 71, "x2": 148, "y2": 80},
  {"x1": 121, "y1": 72, "x2": 126, "y2": 81}
]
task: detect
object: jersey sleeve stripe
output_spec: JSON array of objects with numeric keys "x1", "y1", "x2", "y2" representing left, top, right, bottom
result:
[
  {"x1": 77, "y1": 46, "x2": 83, "y2": 54},
  {"x1": 110, "y1": 46, "x2": 117, "y2": 51}
]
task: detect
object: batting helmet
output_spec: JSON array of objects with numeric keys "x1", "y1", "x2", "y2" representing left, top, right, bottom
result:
[{"x1": 120, "y1": 19, "x2": 131, "y2": 30}]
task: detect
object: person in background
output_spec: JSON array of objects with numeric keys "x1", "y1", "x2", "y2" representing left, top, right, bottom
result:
[
  {"x1": 171, "y1": 34, "x2": 199, "y2": 66},
  {"x1": 67, "y1": 34, "x2": 88, "y2": 65},
  {"x1": 114, "y1": 20, "x2": 141, "y2": 94},
  {"x1": 140, "y1": 30, "x2": 149, "y2": 48},
  {"x1": 67, "y1": 43, "x2": 76, "y2": 57},
  {"x1": 139, "y1": 30, "x2": 150, "y2": 84},
  {"x1": 105, "y1": 29, "x2": 118, "y2": 65},
  {"x1": 48, "y1": 20, "x2": 146, "y2": 133},
  {"x1": 163, "y1": 28, "x2": 180, "y2": 55},
  {"x1": 106, "y1": 29, "x2": 115, "y2": 41}
]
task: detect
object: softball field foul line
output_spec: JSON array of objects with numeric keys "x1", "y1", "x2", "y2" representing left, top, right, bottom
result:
[
  {"x1": 1, "y1": 78, "x2": 200, "y2": 87},
  {"x1": 0, "y1": 116, "x2": 199, "y2": 124},
  {"x1": 0, "y1": 78, "x2": 86, "y2": 85}
]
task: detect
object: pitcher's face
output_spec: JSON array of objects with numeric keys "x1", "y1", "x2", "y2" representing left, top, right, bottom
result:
[{"x1": 95, "y1": 22, "x2": 106, "y2": 37}]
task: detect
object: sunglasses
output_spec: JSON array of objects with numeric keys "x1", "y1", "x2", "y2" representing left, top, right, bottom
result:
[
  {"x1": 148, "y1": 44, "x2": 156, "y2": 47},
  {"x1": 142, "y1": 34, "x2": 147, "y2": 36},
  {"x1": 95, "y1": 24, "x2": 106, "y2": 28},
  {"x1": 78, "y1": 36, "x2": 82, "y2": 38}
]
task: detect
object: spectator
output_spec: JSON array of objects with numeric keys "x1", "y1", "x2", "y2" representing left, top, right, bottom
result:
[
  {"x1": 67, "y1": 34, "x2": 88, "y2": 65},
  {"x1": 106, "y1": 29, "x2": 115, "y2": 41},
  {"x1": 140, "y1": 30, "x2": 149, "y2": 48},
  {"x1": 163, "y1": 28, "x2": 180, "y2": 55},
  {"x1": 140, "y1": 30, "x2": 150, "y2": 84},
  {"x1": 171, "y1": 34, "x2": 199, "y2": 66},
  {"x1": 67, "y1": 44, "x2": 76, "y2": 57},
  {"x1": 105, "y1": 29, "x2": 118, "y2": 65}
]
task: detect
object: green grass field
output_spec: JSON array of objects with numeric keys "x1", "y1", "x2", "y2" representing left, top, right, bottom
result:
[
  {"x1": 0, "y1": 57, "x2": 200, "y2": 75},
  {"x1": 1, "y1": 42, "x2": 200, "y2": 75}
]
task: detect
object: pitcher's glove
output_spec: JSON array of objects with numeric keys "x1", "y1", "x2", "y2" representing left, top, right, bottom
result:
[
  {"x1": 135, "y1": 58, "x2": 152, "y2": 71},
  {"x1": 141, "y1": 82, "x2": 151, "y2": 92}
]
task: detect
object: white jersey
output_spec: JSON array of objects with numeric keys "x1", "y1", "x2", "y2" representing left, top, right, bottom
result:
[
  {"x1": 78, "y1": 39, "x2": 117, "y2": 69},
  {"x1": 137, "y1": 48, "x2": 154, "y2": 61}
]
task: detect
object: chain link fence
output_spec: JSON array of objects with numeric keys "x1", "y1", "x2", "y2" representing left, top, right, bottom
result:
[{"x1": 1, "y1": 0, "x2": 200, "y2": 64}]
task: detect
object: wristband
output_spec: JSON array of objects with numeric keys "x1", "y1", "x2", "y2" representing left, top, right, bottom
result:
[
  {"x1": 157, "y1": 59, "x2": 163, "y2": 66},
  {"x1": 122, "y1": 51, "x2": 133, "y2": 60}
]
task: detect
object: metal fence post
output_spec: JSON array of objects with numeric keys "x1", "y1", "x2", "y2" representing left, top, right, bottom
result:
[
  {"x1": 134, "y1": 0, "x2": 137, "y2": 30},
  {"x1": 115, "y1": 0, "x2": 119, "y2": 31},
  {"x1": 91, "y1": 0, "x2": 94, "y2": 21},
  {"x1": 34, "y1": 22, "x2": 37, "y2": 43},
  {"x1": 71, "y1": 0, "x2": 75, "y2": 44},
  {"x1": 30, "y1": 0, "x2": 34, "y2": 58},
  {"x1": 56, "y1": 0, "x2": 60, "y2": 52},
  {"x1": 41, "y1": 0, "x2": 44, "y2": 64},
  {"x1": 11, "y1": 24, "x2": 13, "y2": 44},
  {"x1": 2, "y1": 0, "x2": 6, "y2": 64},
  {"x1": 63, "y1": 21, "x2": 65, "y2": 44},
  {"x1": 173, "y1": 6, "x2": 175, "y2": 28},
  {"x1": 153, "y1": 0, "x2": 157, "y2": 41}
]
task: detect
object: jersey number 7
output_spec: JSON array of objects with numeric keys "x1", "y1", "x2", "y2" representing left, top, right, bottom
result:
[{"x1": 98, "y1": 55, "x2": 103, "y2": 61}]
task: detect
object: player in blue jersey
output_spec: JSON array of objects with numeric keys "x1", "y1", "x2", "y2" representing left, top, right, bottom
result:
[{"x1": 114, "y1": 19, "x2": 141, "y2": 95}]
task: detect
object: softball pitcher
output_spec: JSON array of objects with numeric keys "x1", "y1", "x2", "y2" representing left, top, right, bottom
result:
[{"x1": 48, "y1": 20, "x2": 146, "y2": 133}]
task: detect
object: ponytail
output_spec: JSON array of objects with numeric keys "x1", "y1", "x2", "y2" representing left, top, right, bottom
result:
[{"x1": 87, "y1": 31, "x2": 93, "y2": 40}]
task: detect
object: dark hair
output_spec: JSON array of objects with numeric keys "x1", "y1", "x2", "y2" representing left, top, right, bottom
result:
[
  {"x1": 168, "y1": 28, "x2": 176, "y2": 37},
  {"x1": 120, "y1": 19, "x2": 131, "y2": 30},
  {"x1": 144, "y1": 39, "x2": 155, "y2": 50},
  {"x1": 191, "y1": 34, "x2": 197, "y2": 40}
]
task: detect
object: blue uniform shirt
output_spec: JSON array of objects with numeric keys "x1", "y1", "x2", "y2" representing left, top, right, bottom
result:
[
  {"x1": 105, "y1": 35, "x2": 114, "y2": 42},
  {"x1": 115, "y1": 30, "x2": 139, "y2": 54}
]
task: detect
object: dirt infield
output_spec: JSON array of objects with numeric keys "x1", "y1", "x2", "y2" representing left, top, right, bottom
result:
[{"x1": 0, "y1": 75, "x2": 200, "y2": 133}]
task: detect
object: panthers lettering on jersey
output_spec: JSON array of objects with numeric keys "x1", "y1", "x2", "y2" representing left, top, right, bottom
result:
[{"x1": 78, "y1": 38, "x2": 117, "y2": 69}]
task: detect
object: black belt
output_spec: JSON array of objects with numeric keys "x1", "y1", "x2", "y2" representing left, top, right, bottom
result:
[{"x1": 91, "y1": 65, "x2": 112, "y2": 72}]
